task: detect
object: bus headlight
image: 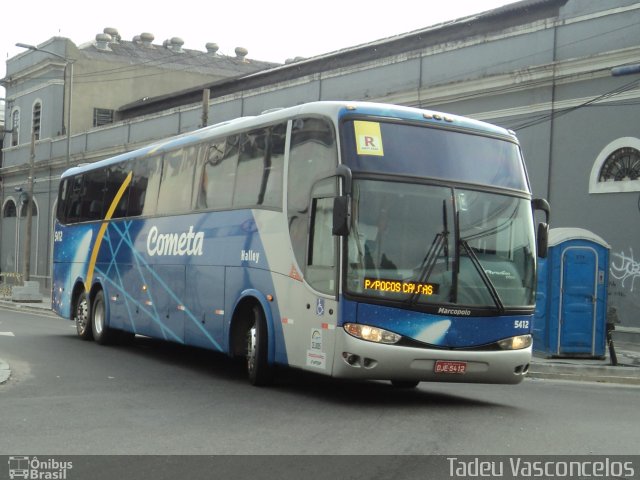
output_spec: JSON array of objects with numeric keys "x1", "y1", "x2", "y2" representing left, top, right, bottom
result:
[
  {"x1": 497, "y1": 334, "x2": 532, "y2": 350},
  {"x1": 344, "y1": 323, "x2": 401, "y2": 344}
]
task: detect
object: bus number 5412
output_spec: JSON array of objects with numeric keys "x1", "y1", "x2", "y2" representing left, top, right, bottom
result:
[{"x1": 514, "y1": 320, "x2": 529, "y2": 329}]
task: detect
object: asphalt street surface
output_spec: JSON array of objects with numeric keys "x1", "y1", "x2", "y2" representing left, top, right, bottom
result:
[{"x1": 1, "y1": 307, "x2": 639, "y2": 456}]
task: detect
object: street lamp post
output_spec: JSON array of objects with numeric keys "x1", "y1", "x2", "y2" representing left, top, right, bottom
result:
[{"x1": 15, "y1": 42, "x2": 73, "y2": 282}]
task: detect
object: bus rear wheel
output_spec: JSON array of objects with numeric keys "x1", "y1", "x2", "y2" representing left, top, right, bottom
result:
[
  {"x1": 74, "y1": 291, "x2": 92, "y2": 340},
  {"x1": 91, "y1": 290, "x2": 115, "y2": 345},
  {"x1": 246, "y1": 305, "x2": 273, "y2": 386}
]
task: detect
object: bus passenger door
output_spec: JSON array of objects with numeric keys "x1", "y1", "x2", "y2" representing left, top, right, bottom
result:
[{"x1": 300, "y1": 194, "x2": 339, "y2": 373}]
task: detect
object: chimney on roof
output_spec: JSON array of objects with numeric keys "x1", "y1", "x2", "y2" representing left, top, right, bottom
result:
[
  {"x1": 206, "y1": 43, "x2": 219, "y2": 55},
  {"x1": 95, "y1": 33, "x2": 112, "y2": 51},
  {"x1": 104, "y1": 27, "x2": 120, "y2": 43},
  {"x1": 235, "y1": 47, "x2": 248, "y2": 62},
  {"x1": 140, "y1": 32, "x2": 155, "y2": 48},
  {"x1": 167, "y1": 37, "x2": 184, "y2": 53}
]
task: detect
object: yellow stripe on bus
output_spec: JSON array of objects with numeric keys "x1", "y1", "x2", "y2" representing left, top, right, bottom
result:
[{"x1": 84, "y1": 171, "x2": 133, "y2": 291}]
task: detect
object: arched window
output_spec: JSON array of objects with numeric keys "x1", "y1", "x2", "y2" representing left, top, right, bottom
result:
[
  {"x1": 589, "y1": 137, "x2": 640, "y2": 194},
  {"x1": 20, "y1": 200, "x2": 38, "y2": 217},
  {"x1": 3, "y1": 199, "x2": 17, "y2": 218},
  {"x1": 32, "y1": 101, "x2": 42, "y2": 141},
  {"x1": 11, "y1": 109, "x2": 20, "y2": 146}
]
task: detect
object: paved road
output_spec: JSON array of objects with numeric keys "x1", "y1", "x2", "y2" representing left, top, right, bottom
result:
[{"x1": 1, "y1": 308, "x2": 639, "y2": 455}]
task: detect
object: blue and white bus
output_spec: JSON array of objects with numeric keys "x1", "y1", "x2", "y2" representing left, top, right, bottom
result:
[{"x1": 52, "y1": 101, "x2": 549, "y2": 387}]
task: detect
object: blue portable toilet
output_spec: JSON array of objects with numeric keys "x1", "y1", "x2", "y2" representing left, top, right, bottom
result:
[{"x1": 533, "y1": 228, "x2": 610, "y2": 358}]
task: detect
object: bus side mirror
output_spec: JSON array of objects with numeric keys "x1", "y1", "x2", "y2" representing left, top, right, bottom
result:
[
  {"x1": 333, "y1": 196, "x2": 351, "y2": 236},
  {"x1": 532, "y1": 198, "x2": 550, "y2": 223},
  {"x1": 537, "y1": 222, "x2": 549, "y2": 258},
  {"x1": 332, "y1": 164, "x2": 353, "y2": 236},
  {"x1": 532, "y1": 198, "x2": 550, "y2": 258}
]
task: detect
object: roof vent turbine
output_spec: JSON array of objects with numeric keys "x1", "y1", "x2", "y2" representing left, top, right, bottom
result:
[
  {"x1": 235, "y1": 47, "x2": 248, "y2": 62},
  {"x1": 95, "y1": 33, "x2": 112, "y2": 51}
]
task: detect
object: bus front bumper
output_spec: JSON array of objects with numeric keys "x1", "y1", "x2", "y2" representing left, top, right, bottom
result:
[{"x1": 332, "y1": 329, "x2": 532, "y2": 385}]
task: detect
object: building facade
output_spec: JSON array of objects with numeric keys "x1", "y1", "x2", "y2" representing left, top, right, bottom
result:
[
  {"x1": 1, "y1": 0, "x2": 639, "y2": 331},
  {"x1": 0, "y1": 30, "x2": 277, "y2": 287}
]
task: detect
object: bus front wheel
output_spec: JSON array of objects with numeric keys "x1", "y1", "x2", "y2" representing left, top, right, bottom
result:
[
  {"x1": 246, "y1": 305, "x2": 273, "y2": 386},
  {"x1": 91, "y1": 290, "x2": 115, "y2": 345},
  {"x1": 74, "y1": 291, "x2": 93, "y2": 340}
]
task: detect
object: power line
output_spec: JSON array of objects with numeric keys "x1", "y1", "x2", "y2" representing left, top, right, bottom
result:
[{"x1": 509, "y1": 77, "x2": 640, "y2": 131}]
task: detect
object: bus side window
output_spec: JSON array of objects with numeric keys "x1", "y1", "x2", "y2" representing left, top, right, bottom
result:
[
  {"x1": 104, "y1": 163, "x2": 130, "y2": 219},
  {"x1": 82, "y1": 169, "x2": 107, "y2": 221},
  {"x1": 233, "y1": 123, "x2": 285, "y2": 209},
  {"x1": 234, "y1": 129, "x2": 266, "y2": 207},
  {"x1": 287, "y1": 117, "x2": 337, "y2": 270},
  {"x1": 157, "y1": 146, "x2": 197, "y2": 214},
  {"x1": 198, "y1": 135, "x2": 238, "y2": 210},
  {"x1": 262, "y1": 123, "x2": 286, "y2": 208},
  {"x1": 65, "y1": 175, "x2": 84, "y2": 224},
  {"x1": 128, "y1": 155, "x2": 162, "y2": 217},
  {"x1": 56, "y1": 178, "x2": 69, "y2": 223}
]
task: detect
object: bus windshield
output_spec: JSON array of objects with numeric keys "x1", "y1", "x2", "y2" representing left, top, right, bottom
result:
[
  {"x1": 345, "y1": 179, "x2": 536, "y2": 310},
  {"x1": 342, "y1": 120, "x2": 529, "y2": 192}
]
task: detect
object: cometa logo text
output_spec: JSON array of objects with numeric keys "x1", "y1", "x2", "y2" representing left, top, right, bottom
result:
[{"x1": 146, "y1": 225, "x2": 204, "y2": 256}]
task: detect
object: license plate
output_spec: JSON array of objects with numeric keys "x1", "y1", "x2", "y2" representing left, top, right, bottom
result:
[{"x1": 434, "y1": 360, "x2": 467, "y2": 374}]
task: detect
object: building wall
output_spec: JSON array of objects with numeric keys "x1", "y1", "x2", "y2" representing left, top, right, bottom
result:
[
  {"x1": 68, "y1": 49, "x2": 239, "y2": 132},
  {"x1": 1, "y1": 0, "x2": 639, "y2": 329}
]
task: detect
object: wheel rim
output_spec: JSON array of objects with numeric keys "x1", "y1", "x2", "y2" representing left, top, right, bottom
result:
[
  {"x1": 94, "y1": 298, "x2": 104, "y2": 335},
  {"x1": 246, "y1": 323, "x2": 257, "y2": 375},
  {"x1": 76, "y1": 298, "x2": 89, "y2": 333}
]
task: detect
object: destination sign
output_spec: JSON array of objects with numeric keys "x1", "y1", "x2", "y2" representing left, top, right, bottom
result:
[{"x1": 363, "y1": 278, "x2": 439, "y2": 295}]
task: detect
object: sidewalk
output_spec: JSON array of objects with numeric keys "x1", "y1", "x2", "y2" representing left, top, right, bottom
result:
[
  {"x1": 529, "y1": 343, "x2": 640, "y2": 385},
  {"x1": 1, "y1": 297, "x2": 639, "y2": 386}
]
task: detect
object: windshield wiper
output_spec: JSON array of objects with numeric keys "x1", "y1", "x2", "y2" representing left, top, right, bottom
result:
[
  {"x1": 409, "y1": 200, "x2": 449, "y2": 304},
  {"x1": 408, "y1": 233, "x2": 444, "y2": 305},
  {"x1": 459, "y1": 239, "x2": 505, "y2": 313}
]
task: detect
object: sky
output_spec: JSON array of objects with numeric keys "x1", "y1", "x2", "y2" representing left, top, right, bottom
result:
[{"x1": 1, "y1": 0, "x2": 518, "y2": 97}]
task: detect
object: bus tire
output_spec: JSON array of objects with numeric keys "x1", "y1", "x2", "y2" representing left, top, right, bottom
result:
[
  {"x1": 91, "y1": 290, "x2": 115, "y2": 345},
  {"x1": 74, "y1": 291, "x2": 93, "y2": 340},
  {"x1": 246, "y1": 305, "x2": 273, "y2": 386},
  {"x1": 391, "y1": 380, "x2": 419, "y2": 389}
]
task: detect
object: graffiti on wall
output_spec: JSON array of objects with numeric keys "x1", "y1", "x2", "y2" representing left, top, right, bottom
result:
[{"x1": 610, "y1": 248, "x2": 640, "y2": 293}]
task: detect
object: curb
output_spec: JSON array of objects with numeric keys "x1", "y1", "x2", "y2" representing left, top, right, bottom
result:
[
  {"x1": 0, "y1": 358, "x2": 10, "y2": 385},
  {"x1": 528, "y1": 364, "x2": 640, "y2": 386},
  {"x1": 0, "y1": 299, "x2": 55, "y2": 317}
]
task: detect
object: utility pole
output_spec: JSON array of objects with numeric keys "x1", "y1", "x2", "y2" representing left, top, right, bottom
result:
[
  {"x1": 201, "y1": 89, "x2": 210, "y2": 127},
  {"x1": 23, "y1": 131, "x2": 35, "y2": 282}
]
